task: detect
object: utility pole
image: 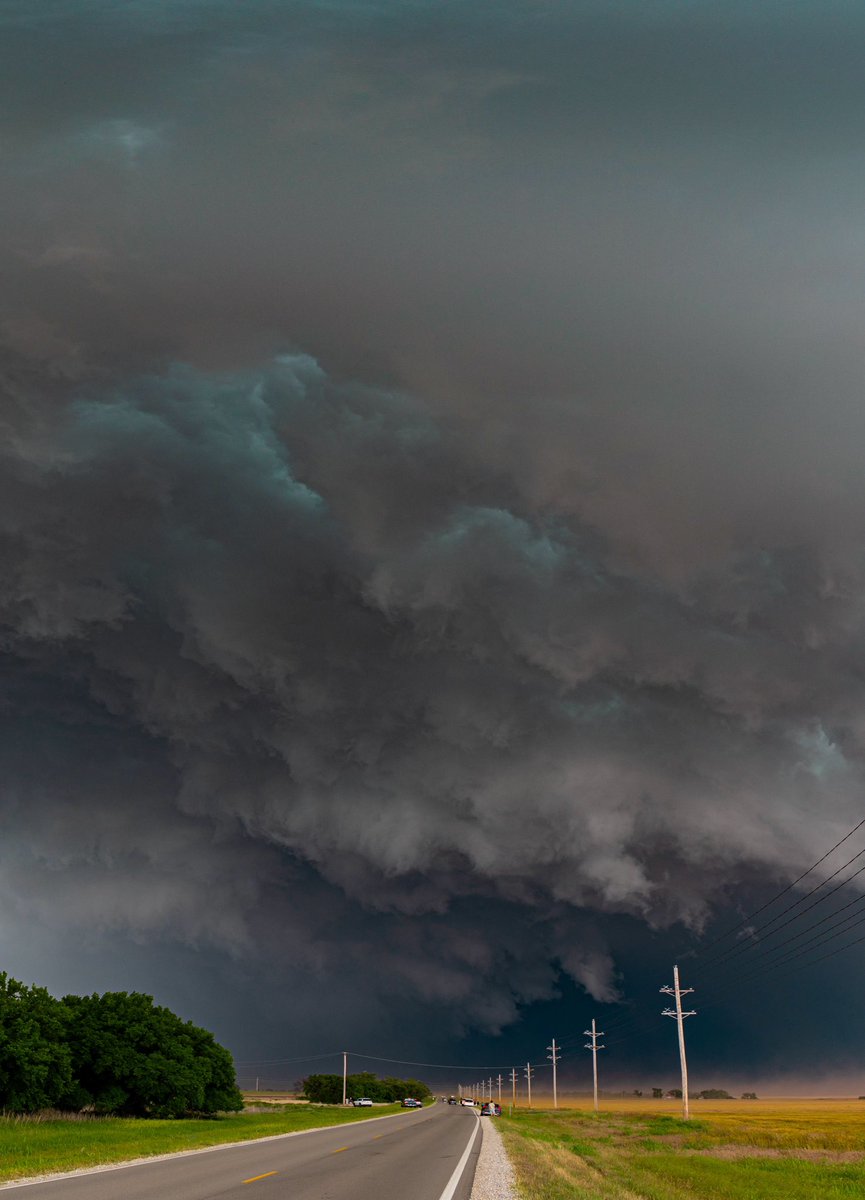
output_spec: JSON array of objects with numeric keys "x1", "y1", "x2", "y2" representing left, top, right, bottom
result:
[
  {"x1": 583, "y1": 1019, "x2": 605, "y2": 1114},
  {"x1": 497, "y1": 1073, "x2": 503, "y2": 1104},
  {"x1": 547, "y1": 1038, "x2": 560, "y2": 1109},
  {"x1": 510, "y1": 1067, "x2": 518, "y2": 1107},
  {"x1": 524, "y1": 1062, "x2": 534, "y2": 1109},
  {"x1": 255, "y1": 1076, "x2": 259, "y2": 1093},
  {"x1": 661, "y1": 964, "x2": 696, "y2": 1121},
  {"x1": 488, "y1": 1077, "x2": 493, "y2": 1103},
  {"x1": 342, "y1": 1051, "x2": 348, "y2": 1106}
]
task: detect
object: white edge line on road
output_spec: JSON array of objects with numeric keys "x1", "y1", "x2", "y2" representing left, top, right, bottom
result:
[
  {"x1": 436, "y1": 1114, "x2": 480, "y2": 1200},
  {"x1": 0, "y1": 1107, "x2": 423, "y2": 1191}
]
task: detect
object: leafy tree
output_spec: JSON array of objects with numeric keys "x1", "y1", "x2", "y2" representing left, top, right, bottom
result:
[
  {"x1": 651, "y1": 1088, "x2": 663, "y2": 1099},
  {"x1": 0, "y1": 974, "x2": 73, "y2": 1112},
  {"x1": 59, "y1": 991, "x2": 242, "y2": 1117},
  {"x1": 697, "y1": 1088, "x2": 733, "y2": 1100},
  {"x1": 303, "y1": 1074, "x2": 344, "y2": 1104},
  {"x1": 302, "y1": 1071, "x2": 431, "y2": 1104},
  {"x1": 741, "y1": 1092, "x2": 759, "y2": 1100}
]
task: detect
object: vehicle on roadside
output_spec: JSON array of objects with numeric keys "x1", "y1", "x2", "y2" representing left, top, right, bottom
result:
[
  {"x1": 353, "y1": 1097, "x2": 373, "y2": 1107},
  {"x1": 401, "y1": 1098, "x2": 423, "y2": 1108},
  {"x1": 460, "y1": 1098, "x2": 475, "y2": 1106}
]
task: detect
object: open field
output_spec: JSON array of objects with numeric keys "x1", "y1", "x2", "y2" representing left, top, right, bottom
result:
[
  {"x1": 499, "y1": 1099, "x2": 865, "y2": 1199},
  {"x1": 0, "y1": 1102, "x2": 403, "y2": 1184}
]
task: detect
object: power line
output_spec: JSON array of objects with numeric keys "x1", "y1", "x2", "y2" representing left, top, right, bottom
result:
[
  {"x1": 697, "y1": 853, "x2": 865, "y2": 975},
  {"x1": 348, "y1": 1052, "x2": 514, "y2": 1071},
  {"x1": 233, "y1": 1052, "x2": 342, "y2": 1066},
  {"x1": 703, "y1": 887, "x2": 865, "y2": 981},
  {"x1": 691, "y1": 815, "x2": 865, "y2": 960}
]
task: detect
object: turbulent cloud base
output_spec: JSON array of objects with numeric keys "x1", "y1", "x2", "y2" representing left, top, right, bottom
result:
[{"x1": 2, "y1": 352, "x2": 862, "y2": 1043}]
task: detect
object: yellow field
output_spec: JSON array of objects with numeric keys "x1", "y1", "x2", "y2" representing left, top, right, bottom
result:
[{"x1": 499, "y1": 1098, "x2": 865, "y2": 1199}]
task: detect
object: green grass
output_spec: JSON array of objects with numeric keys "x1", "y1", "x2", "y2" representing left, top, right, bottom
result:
[
  {"x1": 0, "y1": 1104, "x2": 405, "y2": 1183},
  {"x1": 499, "y1": 1103, "x2": 865, "y2": 1200}
]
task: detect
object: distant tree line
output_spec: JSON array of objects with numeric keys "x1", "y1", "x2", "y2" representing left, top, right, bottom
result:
[
  {"x1": 0, "y1": 973, "x2": 243, "y2": 1117},
  {"x1": 302, "y1": 1072, "x2": 432, "y2": 1104},
  {"x1": 648, "y1": 1087, "x2": 757, "y2": 1100}
]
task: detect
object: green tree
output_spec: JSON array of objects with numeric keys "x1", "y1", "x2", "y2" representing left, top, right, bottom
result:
[
  {"x1": 0, "y1": 974, "x2": 73, "y2": 1112},
  {"x1": 60, "y1": 991, "x2": 242, "y2": 1117},
  {"x1": 302, "y1": 1071, "x2": 432, "y2": 1104},
  {"x1": 301, "y1": 1074, "x2": 343, "y2": 1104}
]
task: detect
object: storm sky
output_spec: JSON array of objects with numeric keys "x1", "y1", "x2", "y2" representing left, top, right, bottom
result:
[{"x1": 4, "y1": 0, "x2": 865, "y2": 1093}]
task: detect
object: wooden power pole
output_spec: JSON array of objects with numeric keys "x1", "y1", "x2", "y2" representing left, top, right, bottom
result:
[{"x1": 661, "y1": 964, "x2": 696, "y2": 1120}]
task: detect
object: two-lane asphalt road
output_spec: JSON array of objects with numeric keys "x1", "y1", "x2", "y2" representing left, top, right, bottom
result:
[{"x1": 1, "y1": 1104, "x2": 481, "y2": 1200}]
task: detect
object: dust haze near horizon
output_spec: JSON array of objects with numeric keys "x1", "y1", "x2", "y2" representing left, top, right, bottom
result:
[{"x1": 3, "y1": 0, "x2": 865, "y2": 1089}]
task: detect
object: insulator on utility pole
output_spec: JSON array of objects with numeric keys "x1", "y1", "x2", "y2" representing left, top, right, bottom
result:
[
  {"x1": 524, "y1": 1062, "x2": 534, "y2": 1108},
  {"x1": 660, "y1": 963, "x2": 696, "y2": 1121},
  {"x1": 547, "y1": 1038, "x2": 561, "y2": 1109},
  {"x1": 510, "y1": 1066, "x2": 518, "y2": 1108},
  {"x1": 583, "y1": 1019, "x2": 605, "y2": 1114}
]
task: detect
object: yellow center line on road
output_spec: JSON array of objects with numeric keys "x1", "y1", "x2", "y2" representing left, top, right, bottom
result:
[
  {"x1": 332, "y1": 1146, "x2": 349, "y2": 1153},
  {"x1": 242, "y1": 1171, "x2": 278, "y2": 1184}
]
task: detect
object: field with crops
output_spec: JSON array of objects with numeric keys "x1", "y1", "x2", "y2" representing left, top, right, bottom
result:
[{"x1": 499, "y1": 1098, "x2": 865, "y2": 1199}]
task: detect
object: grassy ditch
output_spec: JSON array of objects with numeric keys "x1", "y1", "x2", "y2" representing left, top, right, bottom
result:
[
  {"x1": 499, "y1": 1101, "x2": 865, "y2": 1200},
  {"x1": 0, "y1": 1103, "x2": 404, "y2": 1183}
]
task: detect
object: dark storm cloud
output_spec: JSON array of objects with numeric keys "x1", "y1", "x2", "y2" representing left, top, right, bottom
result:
[
  {"x1": 2, "y1": 352, "x2": 862, "y2": 1030},
  {"x1": 2, "y1": 0, "x2": 865, "y2": 1073}
]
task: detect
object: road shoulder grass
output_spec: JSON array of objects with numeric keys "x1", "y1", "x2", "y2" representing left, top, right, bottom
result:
[{"x1": 0, "y1": 1104, "x2": 405, "y2": 1184}]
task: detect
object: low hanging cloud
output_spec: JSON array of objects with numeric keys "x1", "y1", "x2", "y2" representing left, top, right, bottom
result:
[{"x1": 1, "y1": 349, "x2": 862, "y2": 1039}]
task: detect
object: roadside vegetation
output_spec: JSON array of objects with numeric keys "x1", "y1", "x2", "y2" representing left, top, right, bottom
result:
[
  {"x1": 0, "y1": 972, "x2": 242, "y2": 1117},
  {"x1": 302, "y1": 1071, "x2": 432, "y2": 1104},
  {"x1": 499, "y1": 1100, "x2": 865, "y2": 1200},
  {"x1": 0, "y1": 1101, "x2": 405, "y2": 1183}
]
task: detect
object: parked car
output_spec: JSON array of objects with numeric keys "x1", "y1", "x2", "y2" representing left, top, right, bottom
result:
[
  {"x1": 480, "y1": 1103, "x2": 492, "y2": 1115},
  {"x1": 402, "y1": 1098, "x2": 423, "y2": 1108},
  {"x1": 353, "y1": 1097, "x2": 373, "y2": 1107},
  {"x1": 460, "y1": 1098, "x2": 475, "y2": 1107}
]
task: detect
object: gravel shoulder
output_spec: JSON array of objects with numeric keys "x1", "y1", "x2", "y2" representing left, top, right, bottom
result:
[{"x1": 470, "y1": 1117, "x2": 517, "y2": 1200}]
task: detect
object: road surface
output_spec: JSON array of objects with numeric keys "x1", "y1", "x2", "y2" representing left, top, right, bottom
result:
[{"x1": 1, "y1": 1104, "x2": 481, "y2": 1200}]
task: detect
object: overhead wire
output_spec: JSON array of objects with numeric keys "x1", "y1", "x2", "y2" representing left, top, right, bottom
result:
[
  {"x1": 689, "y1": 814, "x2": 865, "y2": 961},
  {"x1": 695, "y1": 843, "x2": 865, "y2": 975}
]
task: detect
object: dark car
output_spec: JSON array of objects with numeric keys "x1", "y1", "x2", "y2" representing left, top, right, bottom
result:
[{"x1": 402, "y1": 1098, "x2": 423, "y2": 1108}]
